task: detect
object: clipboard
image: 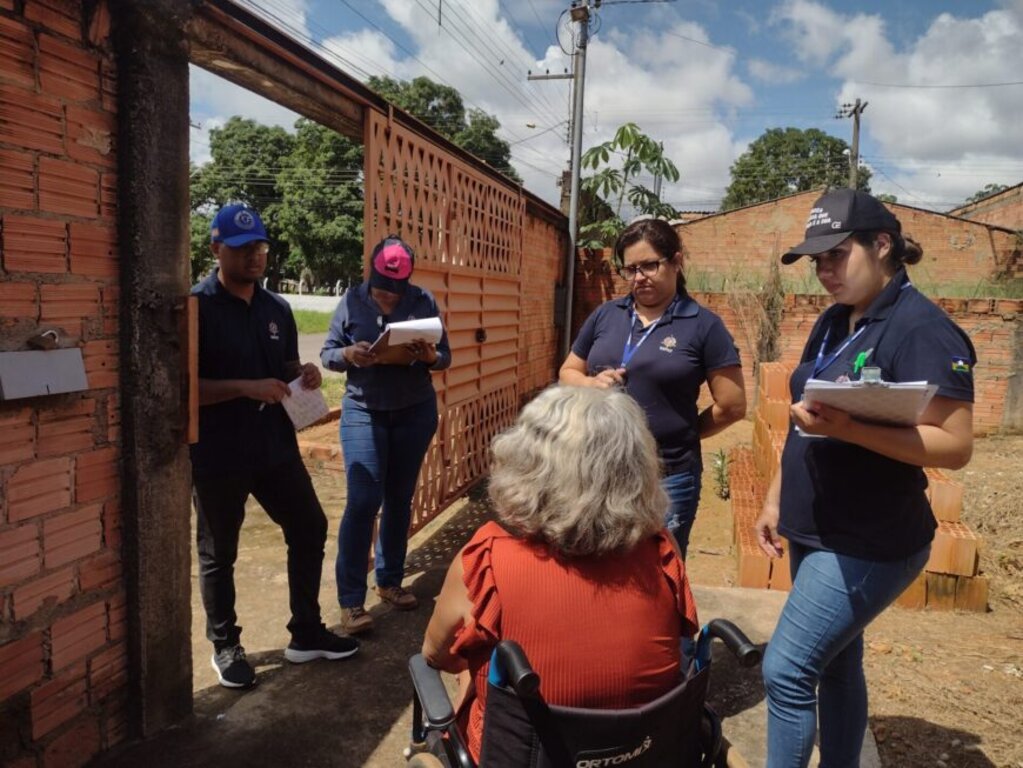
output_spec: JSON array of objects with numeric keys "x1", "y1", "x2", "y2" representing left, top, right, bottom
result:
[
  {"x1": 803, "y1": 377, "x2": 938, "y2": 427},
  {"x1": 368, "y1": 317, "x2": 443, "y2": 366}
]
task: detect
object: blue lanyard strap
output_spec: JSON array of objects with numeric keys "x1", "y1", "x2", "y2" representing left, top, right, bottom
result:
[
  {"x1": 621, "y1": 300, "x2": 673, "y2": 368},
  {"x1": 812, "y1": 280, "x2": 911, "y2": 378},
  {"x1": 812, "y1": 324, "x2": 867, "y2": 378}
]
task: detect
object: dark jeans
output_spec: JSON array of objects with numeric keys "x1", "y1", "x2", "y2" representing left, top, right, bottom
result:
[
  {"x1": 662, "y1": 470, "x2": 702, "y2": 559},
  {"x1": 193, "y1": 456, "x2": 327, "y2": 650},
  {"x1": 336, "y1": 397, "x2": 438, "y2": 608}
]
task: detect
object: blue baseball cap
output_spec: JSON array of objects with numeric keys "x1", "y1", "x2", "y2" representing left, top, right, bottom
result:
[{"x1": 210, "y1": 203, "x2": 269, "y2": 247}]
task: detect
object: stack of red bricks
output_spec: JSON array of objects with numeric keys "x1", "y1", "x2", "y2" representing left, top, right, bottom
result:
[{"x1": 729, "y1": 362, "x2": 988, "y2": 611}]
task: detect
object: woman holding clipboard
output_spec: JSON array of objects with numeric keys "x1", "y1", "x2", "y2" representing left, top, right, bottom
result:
[
  {"x1": 321, "y1": 236, "x2": 450, "y2": 636},
  {"x1": 560, "y1": 218, "x2": 746, "y2": 557},
  {"x1": 754, "y1": 190, "x2": 975, "y2": 768}
]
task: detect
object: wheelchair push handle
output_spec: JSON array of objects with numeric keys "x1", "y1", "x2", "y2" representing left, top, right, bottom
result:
[
  {"x1": 493, "y1": 641, "x2": 541, "y2": 698},
  {"x1": 705, "y1": 619, "x2": 762, "y2": 668}
]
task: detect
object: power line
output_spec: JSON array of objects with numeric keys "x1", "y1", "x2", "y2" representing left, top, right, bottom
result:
[{"x1": 851, "y1": 79, "x2": 1023, "y2": 89}]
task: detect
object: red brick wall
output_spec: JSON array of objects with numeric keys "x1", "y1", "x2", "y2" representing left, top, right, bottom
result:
[
  {"x1": 573, "y1": 250, "x2": 1020, "y2": 434},
  {"x1": 678, "y1": 190, "x2": 1021, "y2": 287},
  {"x1": 0, "y1": 3, "x2": 125, "y2": 766},
  {"x1": 948, "y1": 183, "x2": 1023, "y2": 233},
  {"x1": 519, "y1": 213, "x2": 567, "y2": 400}
]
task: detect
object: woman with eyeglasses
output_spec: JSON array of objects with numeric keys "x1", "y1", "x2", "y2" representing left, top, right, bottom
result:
[
  {"x1": 559, "y1": 218, "x2": 746, "y2": 557},
  {"x1": 755, "y1": 189, "x2": 975, "y2": 767}
]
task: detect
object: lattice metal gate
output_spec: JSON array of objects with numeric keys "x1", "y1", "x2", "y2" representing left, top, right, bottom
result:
[{"x1": 363, "y1": 110, "x2": 525, "y2": 534}]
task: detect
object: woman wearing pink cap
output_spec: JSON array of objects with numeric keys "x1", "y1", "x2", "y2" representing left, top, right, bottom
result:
[{"x1": 321, "y1": 236, "x2": 451, "y2": 635}]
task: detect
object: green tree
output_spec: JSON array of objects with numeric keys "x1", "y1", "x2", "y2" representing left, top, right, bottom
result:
[
  {"x1": 876, "y1": 193, "x2": 898, "y2": 204},
  {"x1": 965, "y1": 183, "x2": 1008, "y2": 204},
  {"x1": 367, "y1": 75, "x2": 521, "y2": 182},
  {"x1": 189, "y1": 117, "x2": 296, "y2": 284},
  {"x1": 578, "y1": 122, "x2": 680, "y2": 249},
  {"x1": 189, "y1": 208, "x2": 214, "y2": 281},
  {"x1": 274, "y1": 119, "x2": 364, "y2": 287},
  {"x1": 721, "y1": 128, "x2": 871, "y2": 211}
]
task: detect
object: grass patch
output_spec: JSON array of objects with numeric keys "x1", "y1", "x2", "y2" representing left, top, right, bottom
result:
[
  {"x1": 319, "y1": 375, "x2": 346, "y2": 407},
  {"x1": 293, "y1": 310, "x2": 334, "y2": 335}
]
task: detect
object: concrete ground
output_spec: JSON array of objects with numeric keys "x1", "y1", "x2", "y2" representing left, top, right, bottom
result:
[{"x1": 93, "y1": 480, "x2": 879, "y2": 768}]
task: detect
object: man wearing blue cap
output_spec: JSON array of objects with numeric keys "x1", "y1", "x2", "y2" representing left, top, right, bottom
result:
[{"x1": 190, "y1": 203, "x2": 358, "y2": 689}]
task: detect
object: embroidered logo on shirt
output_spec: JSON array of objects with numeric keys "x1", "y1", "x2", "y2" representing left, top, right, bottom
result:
[
  {"x1": 951, "y1": 357, "x2": 971, "y2": 373},
  {"x1": 268, "y1": 320, "x2": 280, "y2": 341},
  {"x1": 659, "y1": 335, "x2": 677, "y2": 353}
]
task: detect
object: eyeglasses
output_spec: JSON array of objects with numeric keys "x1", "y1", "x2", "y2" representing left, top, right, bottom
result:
[
  {"x1": 223, "y1": 242, "x2": 271, "y2": 258},
  {"x1": 617, "y1": 257, "x2": 667, "y2": 281}
]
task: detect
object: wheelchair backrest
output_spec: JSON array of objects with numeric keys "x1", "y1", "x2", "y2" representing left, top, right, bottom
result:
[{"x1": 478, "y1": 664, "x2": 709, "y2": 768}]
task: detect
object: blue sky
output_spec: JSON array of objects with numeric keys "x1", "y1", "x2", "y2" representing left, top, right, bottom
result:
[{"x1": 190, "y1": 0, "x2": 1023, "y2": 212}]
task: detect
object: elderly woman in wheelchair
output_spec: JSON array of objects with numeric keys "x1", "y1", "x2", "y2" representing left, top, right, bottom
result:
[{"x1": 407, "y1": 386, "x2": 759, "y2": 767}]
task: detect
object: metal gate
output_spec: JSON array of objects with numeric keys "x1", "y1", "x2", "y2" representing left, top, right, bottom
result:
[{"x1": 363, "y1": 111, "x2": 525, "y2": 533}]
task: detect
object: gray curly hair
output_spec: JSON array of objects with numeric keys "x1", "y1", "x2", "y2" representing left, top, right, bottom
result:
[{"x1": 488, "y1": 385, "x2": 667, "y2": 556}]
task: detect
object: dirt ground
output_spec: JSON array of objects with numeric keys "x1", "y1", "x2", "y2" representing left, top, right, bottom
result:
[
  {"x1": 156, "y1": 416, "x2": 1023, "y2": 768},
  {"x1": 691, "y1": 422, "x2": 1023, "y2": 768}
]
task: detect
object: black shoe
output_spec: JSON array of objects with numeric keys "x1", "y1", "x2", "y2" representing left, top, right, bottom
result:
[
  {"x1": 211, "y1": 645, "x2": 256, "y2": 689},
  {"x1": 285, "y1": 625, "x2": 360, "y2": 663}
]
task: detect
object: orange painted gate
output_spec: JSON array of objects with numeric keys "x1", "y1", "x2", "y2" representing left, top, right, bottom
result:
[{"x1": 363, "y1": 111, "x2": 525, "y2": 534}]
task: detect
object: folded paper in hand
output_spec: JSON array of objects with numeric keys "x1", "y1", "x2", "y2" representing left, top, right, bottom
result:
[
  {"x1": 803, "y1": 377, "x2": 938, "y2": 428},
  {"x1": 281, "y1": 376, "x2": 330, "y2": 431},
  {"x1": 368, "y1": 316, "x2": 443, "y2": 352}
]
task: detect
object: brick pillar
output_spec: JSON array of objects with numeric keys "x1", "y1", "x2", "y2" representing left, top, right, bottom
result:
[{"x1": 110, "y1": 0, "x2": 194, "y2": 736}]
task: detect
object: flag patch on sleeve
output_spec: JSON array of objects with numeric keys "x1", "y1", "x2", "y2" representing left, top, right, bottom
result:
[{"x1": 951, "y1": 357, "x2": 971, "y2": 373}]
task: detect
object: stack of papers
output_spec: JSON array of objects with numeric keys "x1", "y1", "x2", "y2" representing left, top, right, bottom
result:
[
  {"x1": 368, "y1": 317, "x2": 444, "y2": 365},
  {"x1": 803, "y1": 378, "x2": 938, "y2": 427}
]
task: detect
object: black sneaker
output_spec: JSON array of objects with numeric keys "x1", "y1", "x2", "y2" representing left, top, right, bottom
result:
[
  {"x1": 211, "y1": 645, "x2": 256, "y2": 689},
  {"x1": 285, "y1": 626, "x2": 360, "y2": 663}
]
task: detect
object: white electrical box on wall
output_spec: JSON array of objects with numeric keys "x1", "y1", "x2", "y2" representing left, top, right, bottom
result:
[{"x1": 0, "y1": 349, "x2": 89, "y2": 400}]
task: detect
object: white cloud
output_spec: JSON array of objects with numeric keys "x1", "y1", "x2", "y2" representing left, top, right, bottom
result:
[
  {"x1": 189, "y1": 65, "x2": 301, "y2": 166},
  {"x1": 747, "y1": 58, "x2": 805, "y2": 85},
  {"x1": 774, "y1": 1, "x2": 1023, "y2": 209},
  {"x1": 334, "y1": 3, "x2": 754, "y2": 209}
]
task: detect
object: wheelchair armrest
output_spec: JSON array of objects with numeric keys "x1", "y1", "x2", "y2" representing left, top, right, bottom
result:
[
  {"x1": 706, "y1": 619, "x2": 762, "y2": 668},
  {"x1": 409, "y1": 654, "x2": 456, "y2": 728},
  {"x1": 494, "y1": 641, "x2": 541, "y2": 699}
]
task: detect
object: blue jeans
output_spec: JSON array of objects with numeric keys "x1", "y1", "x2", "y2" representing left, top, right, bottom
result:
[
  {"x1": 336, "y1": 398, "x2": 438, "y2": 608},
  {"x1": 662, "y1": 471, "x2": 701, "y2": 559},
  {"x1": 762, "y1": 541, "x2": 930, "y2": 768}
]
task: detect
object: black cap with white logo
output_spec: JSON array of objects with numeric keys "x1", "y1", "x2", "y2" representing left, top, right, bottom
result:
[{"x1": 782, "y1": 188, "x2": 901, "y2": 264}]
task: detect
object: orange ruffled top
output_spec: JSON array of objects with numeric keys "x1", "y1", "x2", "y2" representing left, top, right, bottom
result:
[{"x1": 450, "y1": 521, "x2": 699, "y2": 762}]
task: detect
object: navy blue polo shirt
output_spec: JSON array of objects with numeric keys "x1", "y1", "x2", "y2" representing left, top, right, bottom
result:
[
  {"x1": 779, "y1": 269, "x2": 976, "y2": 560},
  {"x1": 573, "y1": 293, "x2": 741, "y2": 475},
  {"x1": 320, "y1": 282, "x2": 451, "y2": 411},
  {"x1": 189, "y1": 270, "x2": 300, "y2": 478}
]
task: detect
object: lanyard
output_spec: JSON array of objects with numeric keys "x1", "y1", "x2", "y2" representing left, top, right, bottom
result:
[
  {"x1": 621, "y1": 300, "x2": 672, "y2": 368},
  {"x1": 812, "y1": 324, "x2": 867, "y2": 378},
  {"x1": 812, "y1": 279, "x2": 912, "y2": 378}
]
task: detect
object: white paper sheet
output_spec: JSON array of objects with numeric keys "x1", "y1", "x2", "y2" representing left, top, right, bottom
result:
[
  {"x1": 281, "y1": 376, "x2": 331, "y2": 431},
  {"x1": 368, "y1": 316, "x2": 443, "y2": 352},
  {"x1": 802, "y1": 378, "x2": 938, "y2": 428}
]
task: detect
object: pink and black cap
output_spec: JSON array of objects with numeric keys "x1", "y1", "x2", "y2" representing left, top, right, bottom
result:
[
  {"x1": 782, "y1": 189, "x2": 901, "y2": 264},
  {"x1": 369, "y1": 236, "x2": 415, "y2": 294}
]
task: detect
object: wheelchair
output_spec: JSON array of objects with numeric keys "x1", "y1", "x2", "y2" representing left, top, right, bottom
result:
[{"x1": 405, "y1": 619, "x2": 761, "y2": 768}]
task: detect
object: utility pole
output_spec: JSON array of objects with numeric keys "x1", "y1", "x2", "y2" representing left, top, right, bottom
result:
[
  {"x1": 527, "y1": 1, "x2": 596, "y2": 358},
  {"x1": 836, "y1": 98, "x2": 867, "y2": 188}
]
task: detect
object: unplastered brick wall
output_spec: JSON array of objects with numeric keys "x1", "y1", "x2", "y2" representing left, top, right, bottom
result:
[
  {"x1": 0, "y1": 2, "x2": 126, "y2": 767},
  {"x1": 572, "y1": 250, "x2": 1021, "y2": 433},
  {"x1": 678, "y1": 189, "x2": 1021, "y2": 286},
  {"x1": 948, "y1": 182, "x2": 1023, "y2": 235},
  {"x1": 518, "y1": 212, "x2": 567, "y2": 401}
]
